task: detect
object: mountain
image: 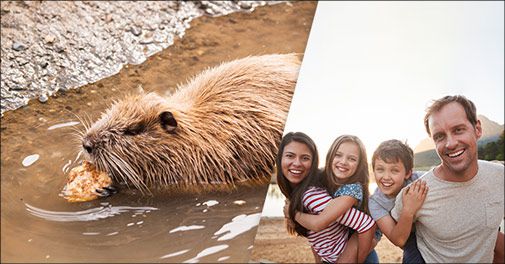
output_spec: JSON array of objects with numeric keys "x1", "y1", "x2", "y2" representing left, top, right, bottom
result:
[
  {"x1": 414, "y1": 114, "x2": 504, "y2": 153},
  {"x1": 413, "y1": 115, "x2": 503, "y2": 169}
]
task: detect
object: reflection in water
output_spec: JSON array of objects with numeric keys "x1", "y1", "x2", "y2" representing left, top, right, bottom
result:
[
  {"x1": 47, "y1": 121, "x2": 80, "y2": 131},
  {"x1": 202, "y1": 200, "x2": 219, "y2": 207},
  {"x1": 214, "y1": 213, "x2": 261, "y2": 241},
  {"x1": 25, "y1": 203, "x2": 158, "y2": 222},
  {"x1": 261, "y1": 184, "x2": 286, "y2": 218},
  {"x1": 262, "y1": 183, "x2": 379, "y2": 218},
  {"x1": 170, "y1": 225, "x2": 206, "y2": 233},
  {"x1": 184, "y1": 244, "x2": 229, "y2": 263},
  {"x1": 160, "y1": 249, "x2": 190, "y2": 259},
  {"x1": 22, "y1": 154, "x2": 40, "y2": 167}
]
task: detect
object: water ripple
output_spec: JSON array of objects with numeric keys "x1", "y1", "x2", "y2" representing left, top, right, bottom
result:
[{"x1": 25, "y1": 203, "x2": 158, "y2": 222}]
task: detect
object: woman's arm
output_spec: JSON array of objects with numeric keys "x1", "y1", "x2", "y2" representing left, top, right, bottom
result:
[
  {"x1": 294, "y1": 195, "x2": 357, "y2": 232},
  {"x1": 377, "y1": 180, "x2": 428, "y2": 247}
]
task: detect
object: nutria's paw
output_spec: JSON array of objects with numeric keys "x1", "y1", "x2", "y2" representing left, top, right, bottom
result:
[{"x1": 95, "y1": 186, "x2": 118, "y2": 197}]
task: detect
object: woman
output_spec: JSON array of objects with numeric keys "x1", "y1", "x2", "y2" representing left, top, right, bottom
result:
[{"x1": 277, "y1": 132, "x2": 375, "y2": 263}]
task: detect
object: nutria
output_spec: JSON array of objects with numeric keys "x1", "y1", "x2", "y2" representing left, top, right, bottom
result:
[{"x1": 79, "y1": 53, "x2": 300, "y2": 194}]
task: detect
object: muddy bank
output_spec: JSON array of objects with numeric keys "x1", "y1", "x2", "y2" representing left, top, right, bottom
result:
[
  {"x1": 0, "y1": 2, "x2": 317, "y2": 262},
  {"x1": 0, "y1": 1, "x2": 281, "y2": 115}
]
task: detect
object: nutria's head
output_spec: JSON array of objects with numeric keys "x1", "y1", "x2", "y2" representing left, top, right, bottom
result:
[{"x1": 81, "y1": 92, "x2": 181, "y2": 193}]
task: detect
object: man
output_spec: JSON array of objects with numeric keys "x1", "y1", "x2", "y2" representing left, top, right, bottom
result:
[{"x1": 391, "y1": 95, "x2": 504, "y2": 263}]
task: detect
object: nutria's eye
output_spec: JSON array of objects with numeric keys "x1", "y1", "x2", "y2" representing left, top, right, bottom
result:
[
  {"x1": 124, "y1": 124, "x2": 145, "y2": 136},
  {"x1": 159, "y1": 111, "x2": 177, "y2": 133}
]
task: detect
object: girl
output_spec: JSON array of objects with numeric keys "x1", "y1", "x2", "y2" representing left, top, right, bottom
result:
[
  {"x1": 293, "y1": 135, "x2": 378, "y2": 262},
  {"x1": 278, "y1": 132, "x2": 376, "y2": 263}
]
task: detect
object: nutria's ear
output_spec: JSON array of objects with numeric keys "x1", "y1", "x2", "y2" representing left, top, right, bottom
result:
[{"x1": 159, "y1": 111, "x2": 177, "y2": 133}]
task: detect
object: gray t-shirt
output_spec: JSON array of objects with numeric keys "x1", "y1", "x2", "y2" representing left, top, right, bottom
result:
[
  {"x1": 368, "y1": 171, "x2": 424, "y2": 221},
  {"x1": 391, "y1": 160, "x2": 504, "y2": 263}
]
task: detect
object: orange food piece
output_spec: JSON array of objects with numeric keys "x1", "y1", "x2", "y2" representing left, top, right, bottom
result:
[{"x1": 61, "y1": 161, "x2": 112, "y2": 202}]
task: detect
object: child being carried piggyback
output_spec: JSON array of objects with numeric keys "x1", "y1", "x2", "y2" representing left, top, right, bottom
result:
[
  {"x1": 291, "y1": 135, "x2": 377, "y2": 263},
  {"x1": 369, "y1": 139, "x2": 428, "y2": 263}
]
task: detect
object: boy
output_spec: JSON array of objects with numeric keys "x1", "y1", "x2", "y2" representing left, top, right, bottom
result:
[{"x1": 368, "y1": 139, "x2": 427, "y2": 263}]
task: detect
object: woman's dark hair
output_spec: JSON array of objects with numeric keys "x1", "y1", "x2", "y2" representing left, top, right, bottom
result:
[{"x1": 276, "y1": 132, "x2": 321, "y2": 236}]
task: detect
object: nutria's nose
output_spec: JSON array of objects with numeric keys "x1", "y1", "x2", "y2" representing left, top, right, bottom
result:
[{"x1": 82, "y1": 138, "x2": 93, "y2": 154}]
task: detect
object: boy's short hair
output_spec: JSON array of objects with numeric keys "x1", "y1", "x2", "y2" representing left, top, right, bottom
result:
[{"x1": 372, "y1": 139, "x2": 414, "y2": 173}]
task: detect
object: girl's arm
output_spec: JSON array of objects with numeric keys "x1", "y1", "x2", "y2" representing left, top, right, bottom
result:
[
  {"x1": 337, "y1": 232, "x2": 358, "y2": 263},
  {"x1": 357, "y1": 224, "x2": 376, "y2": 263},
  {"x1": 377, "y1": 180, "x2": 428, "y2": 247},
  {"x1": 337, "y1": 207, "x2": 376, "y2": 262},
  {"x1": 294, "y1": 195, "x2": 357, "y2": 232}
]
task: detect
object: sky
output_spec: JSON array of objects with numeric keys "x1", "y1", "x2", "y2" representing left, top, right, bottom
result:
[{"x1": 283, "y1": 1, "x2": 504, "y2": 166}]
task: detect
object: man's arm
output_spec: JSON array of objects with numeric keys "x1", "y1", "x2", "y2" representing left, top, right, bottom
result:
[{"x1": 494, "y1": 231, "x2": 504, "y2": 263}]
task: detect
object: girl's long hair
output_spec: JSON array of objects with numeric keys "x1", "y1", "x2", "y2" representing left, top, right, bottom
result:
[
  {"x1": 324, "y1": 135, "x2": 370, "y2": 214},
  {"x1": 276, "y1": 132, "x2": 321, "y2": 237}
]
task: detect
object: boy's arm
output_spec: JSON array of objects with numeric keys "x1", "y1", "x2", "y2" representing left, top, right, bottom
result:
[
  {"x1": 379, "y1": 180, "x2": 428, "y2": 247},
  {"x1": 295, "y1": 195, "x2": 356, "y2": 232},
  {"x1": 376, "y1": 214, "x2": 412, "y2": 248}
]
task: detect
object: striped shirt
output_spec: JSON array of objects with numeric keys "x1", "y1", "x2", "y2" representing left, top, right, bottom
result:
[{"x1": 303, "y1": 186, "x2": 375, "y2": 263}]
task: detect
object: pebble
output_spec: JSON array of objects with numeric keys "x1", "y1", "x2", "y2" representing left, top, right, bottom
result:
[
  {"x1": 139, "y1": 39, "x2": 154, "y2": 45},
  {"x1": 38, "y1": 94, "x2": 48, "y2": 103},
  {"x1": 12, "y1": 42, "x2": 27, "y2": 51},
  {"x1": 54, "y1": 44, "x2": 65, "y2": 53},
  {"x1": 16, "y1": 57, "x2": 29, "y2": 66},
  {"x1": 130, "y1": 26, "x2": 142, "y2": 36},
  {"x1": 44, "y1": 35, "x2": 56, "y2": 44},
  {"x1": 39, "y1": 61, "x2": 49, "y2": 68}
]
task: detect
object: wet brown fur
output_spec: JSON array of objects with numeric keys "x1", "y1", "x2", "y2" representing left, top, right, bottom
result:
[{"x1": 81, "y1": 54, "x2": 300, "y2": 194}]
